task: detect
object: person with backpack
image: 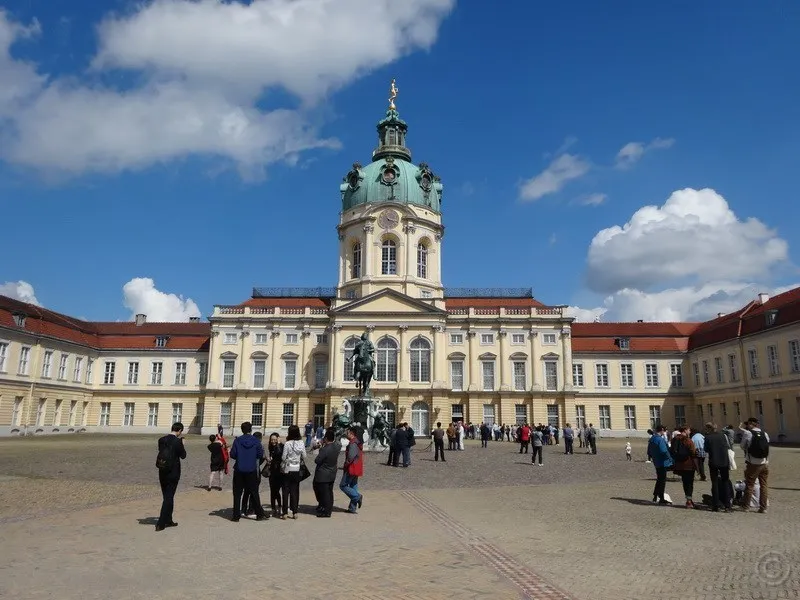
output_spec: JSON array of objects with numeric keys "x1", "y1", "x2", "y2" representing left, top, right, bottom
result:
[
  {"x1": 670, "y1": 426, "x2": 697, "y2": 509},
  {"x1": 647, "y1": 425, "x2": 673, "y2": 505},
  {"x1": 740, "y1": 417, "x2": 770, "y2": 513},
  {"x1": 155, "y1": 422, "x2": 187, "y2": 531}
]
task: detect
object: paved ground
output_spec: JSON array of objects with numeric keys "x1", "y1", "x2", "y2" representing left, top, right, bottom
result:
[{"x1": 0, "y1": 435, "x2": 798, "y2": 600}]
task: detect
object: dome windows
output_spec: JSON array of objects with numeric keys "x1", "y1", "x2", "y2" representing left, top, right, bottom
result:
[
  {"x1": 417, "y1": 242, "x2": 428, "y2": 279},
  {"x1": 381, "y1": 239, "x2": 397, "y2": 275},
  {"x1": 351, "y1": 242, "x2": 362, "y2": 279}
]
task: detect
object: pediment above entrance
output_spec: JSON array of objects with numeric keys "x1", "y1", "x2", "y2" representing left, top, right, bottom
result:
[{"x1": 331, "y1": 288, "x2": 447, "y2": 316}]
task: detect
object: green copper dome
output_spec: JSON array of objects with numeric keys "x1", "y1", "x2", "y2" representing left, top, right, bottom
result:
[{"x1": 340, "y1": 107, "x2": 443, "y2": 213}]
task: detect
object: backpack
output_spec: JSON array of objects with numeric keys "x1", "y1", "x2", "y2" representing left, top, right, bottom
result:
[
  {"x1": 155, "y1": 438, "x2": 176, "y2": 471},
  {"x1": 671, "y1": 438, "x2": 691, "y2": 463},
  {"x1": 748, "y1": 430, "x2": 770, "y2": 459}
]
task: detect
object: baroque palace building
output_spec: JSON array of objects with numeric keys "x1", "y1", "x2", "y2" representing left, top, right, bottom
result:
[{"x1": 1, "y1": 94, "x2": 799, "y2": 440}]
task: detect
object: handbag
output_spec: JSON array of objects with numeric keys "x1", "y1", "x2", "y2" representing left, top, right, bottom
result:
[
  {"x1": 299, "y1": 459, "x2": 311, "y2": 482},
  {"x1": 728, "y1": 448, "x2": 737, "y2": 471}
]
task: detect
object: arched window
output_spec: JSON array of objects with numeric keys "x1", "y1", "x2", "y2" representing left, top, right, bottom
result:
[
  {"x1": 410, "y1": 337, "x2": 431, "y2": 383},
  {"x1": 411, "y1": 401, "x2": 430, "y2": 436},
  {"x1": 381, "y1": 239, "x2": 397, "y2": 275},
  {"x1": 379, "y1": 401, "x2": 396, "y2": 429},
  {"x1": 343, "y1": 336, "x2": 358, "y2": 381},
  {"x1": 351, "y1": 242, "x2": 362, "y2": 279},
  {"x1": 375, "y1": 337, "x2": 398, "y2": 382},
  {"x1": 417, "y1": 242, "x2": 428, "y2": 279}
]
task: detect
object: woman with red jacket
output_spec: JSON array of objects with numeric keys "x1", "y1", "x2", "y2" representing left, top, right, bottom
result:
[{"x1": 670, "y1": 426, "x2": 697, "y2": 509}]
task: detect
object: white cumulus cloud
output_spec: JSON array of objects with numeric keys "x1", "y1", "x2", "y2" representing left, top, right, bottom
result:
[
  {"x1": 614, "y1": 137, "x2": 674, "y2": 170},
  {"x1": 0, "y1": 280, "x2": 41, "y2": 305},
  {"x1": 122, "y1": 278, "x2": 201, "y2": 322},
  {"x1": 519, "y1": 154, "x2": 590, "y2": 201},
  {"x1": 0, "y1": 1, "x2": 454, "y2": 177}
]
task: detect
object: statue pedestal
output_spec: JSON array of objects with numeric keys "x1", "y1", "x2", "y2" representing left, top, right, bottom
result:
[{"x1": 334, "y1": 395, "x2": 390, "y2": 452}]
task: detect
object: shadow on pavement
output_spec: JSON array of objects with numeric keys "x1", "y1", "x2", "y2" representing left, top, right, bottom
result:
[{"x1": 137, "y1": 517, "x2": 159, "y2": 525}]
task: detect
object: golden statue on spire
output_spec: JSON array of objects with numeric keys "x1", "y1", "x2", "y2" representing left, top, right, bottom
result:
[{"x1": 388, "y1": 78, "x2": 399, "y2": 110}]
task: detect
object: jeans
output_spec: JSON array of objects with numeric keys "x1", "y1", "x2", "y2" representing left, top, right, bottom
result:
[
  {"x1": 676, "y1": 469, "x2": 695, "y2": 500},
  {"x1": 434, "y1": 439, "x2": 446, "y2": 461},
  {"x1": 564, "y1": 438, "x2": 574, "y2": 454},
  {"x1": 157, "y1": 473, "x2": 179, "y2": 528},
  {"x1": 340, "y1": 473, "x2": 361, "y2": 512},
  {"x1": 281, "y1": 471, "x2": 301, "y2": 515},
  {"x1": 401, "y1": 447, "x2": 411, "y2": 466},
  {"x1": 709, "y1": 465, "x2": 731, "y2": 509},
  {"x1": 653, "y1": 466, "x2": 668, "y2": 501},
  {"x1": 531, "y1": 446, "x2": 543, "y2": 465}
]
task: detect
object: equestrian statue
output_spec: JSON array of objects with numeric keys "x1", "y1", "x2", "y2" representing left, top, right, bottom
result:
[{"x1": 347, "y1": 332, "x2": 375, "y2": 398}]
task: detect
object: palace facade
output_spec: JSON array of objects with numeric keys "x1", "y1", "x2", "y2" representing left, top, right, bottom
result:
[{"x1": 2, "y1": 97, "x2": 799, "y2": 440}]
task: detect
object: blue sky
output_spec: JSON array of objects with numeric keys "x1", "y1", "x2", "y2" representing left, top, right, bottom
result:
[{"x1": 1, "y1": 1, "x2": 798, "y2": 322}]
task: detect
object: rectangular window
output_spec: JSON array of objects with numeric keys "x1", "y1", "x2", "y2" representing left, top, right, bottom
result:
[
  {"x1": 254, "y1": 333, "x2": 268, "y2": 345},
  {"x1": 99, "y1": 402, "x2": 111, "y2": 426},
  {"x1": 451, "y1": 404, "x2": 464, "y2": 422},
  {"x1": 12, "y1": 397, "x2": 23, "y2": 426},
  {"x1": 693, "y1": 362, "x2": 700, "y2": 386},
  {"x1": 450, "y1": 333, "x2": 463, "y2": 345},
  {"x1": 382, "y1": 242, "x2": 397, "y2": 275},
  {"x1": 147, "y1": 403, "x2": 159, "y2": 427},
  {"x1": 568, "y1": 363, "x2": 583, "y2": 388},
  {"x1": 767, "y1": 345, "x2": 780, "y2": 376},
  {"x1": 316, "y1": 333, "x2": 329, "y2": 345},
  {"x1": 599, "y1": 405, "x2": 611, "y2": 429},
  {"x1": 620, "y1": 363, "x2": 634, "y2": 387},
  {"x1": 73, "y1": 357, "x2": 83, "y2": 382},
  {"x1": 511, "y1": 333, "x2": 526, "y2": 345},
  {"x1": 595, "y1": 363, "x2": 609, "y2": 387},
  {"x1": 123, "y1": 402, "x2": 135, "y2": 426},
  {"x1": 513, "y1": 361, "x2": 526, "y2": 391},
  {"x1": 81, "y1": 401, "x2": 89, "y2": 426},
  {"x1": 748, "y1": 349, "x2": 759, "y2": 379},
  {"x1": 645, "y1": 363, "x2": 659, "y2": 387},
  {"x1": 86, "y1": 359, "x2": 94, "y2": 384},
  {"x1": 575, "y1": 405, "x2": 586, "y2": 429},
  {"x1": 707, "y1": 403, "x2": 714, "y2": 418},
  {"x1": 36, "y1": 398, "x2": 46, "y2": 426},
  {"x1": 480, "y1": 333, "x2": 494, "y2": 345},
  {"x1": 198, "y1": 361, "x2": 208, "y2": 385},
  {"x1": 482, "y1": 404, "x2": 495, "y2": 426},
  {"x1": 282, "y1": 403, "x2": 295, "y2": 427},
  {"x1": 150, "y1": 362, "x2": 163, "y2": 385},
  {"x1": 127, "y1": 361, "x2": 139, "y2": 385},
  {"x1": 313, "y1": 403, "x2": 326, "y2": 429},
  {"x1": 314, "y1": 356, "x2": 328, "y2": 389},
  {"x1": 698, "y1": 404, "x2": 704, "y2": 421},
  {"x1": 544, "y1": 361, "x2": 558, "y2": 391},
  {"x1": 515, "y1": 404, "x2": 527, "y2": 425},
  {"x1": 103, "y1": 361, "x2": 116, "y2": 384},
  {"x1": 649, "y1": 405, "x2": 661, "y2": 429},
  {"x1": 789, "y1": 340, "x2": 800, "y2": 373},
  {"x1": 755, "y1": 400, "x2": 763, "y2": 419},
  {"x1": 251, "y1": 403, "x2": 264, "y2": 427},
  {"x1": 547, "y1": 404, "x2": 559, "y2": 428},
  {"x1": 624, "y1": 405, "x2": 637, "y2": 429},
  {"x1": 42, "y1": 350, "x2": 53, "y2": 378},
  {"x1": 0, "y1": 342, "x2": 8, "y2": 372},
  {"x1": 714, "y1": 357, "x2": 724, "y2": 383},
  {"x1": 284, "y1": 360, "x2": 297, "y2": 390},
  {"x1": 285, "y1": 333, "x2": 298, "y2": 345},
  {"x1": 542, "y1": 333, "x2": 557, "y2": 345},
  {"x1": 219, "y1": 402, "x2": 232, "y2": 428},
  {"x1": 728, "y1": 354, "x2": 738, "y2": 381},
  {"x1": 775, "y1": 398, "x2": 785, "y2": 433},
  {"x1": 674, "y1": 405, "x2": 686, "y2": 428},
  {"x1": 481, "y1": 361, "x2": 495, "y2": 391},
  {"x1": 18, "y1": 347, "x2": 31, "y2": 375},
  {"x1": 155, "y1": 336, "x2": 168, "y2": 348},
  {"x1": 58, "y1": 355, "x2": 67, "y2": 381},
  {"x1": 224, "y1": 332, "x2": 238, "y2": 345},
  {"x1": 670, "y1": 364, "x2": 683, "y2": 387},
  {"x1": 702, "y1": 360, "x2": 710, "y2": 385},
  {"x1": 172, "y1": 403, "x2": 182, "y2": 424},
  {"x1": 68, "y1": 400, "x2": 76, "y2": 426},
  {"x1": 618, "y1": 337, "x2": 630, "y2": 351},
  {"x1": 222, "y1": 360, "x2": 235, "y2": 388},
  {"x1": 721, "y1": 403, "x2": 728, "y2": 418},
  {"x1": 448, "y1": 360, "x2": 464, "y2": 391},
  {"x1": 174, "y1": 362, "x2": 187, "y2": 385}
]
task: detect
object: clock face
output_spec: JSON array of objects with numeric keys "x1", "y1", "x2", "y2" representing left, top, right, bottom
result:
[{"x1": 378, "y1": 209, "x2": 399, "y2": 229}]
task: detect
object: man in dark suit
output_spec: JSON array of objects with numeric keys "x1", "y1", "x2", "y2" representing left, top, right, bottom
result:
[
  {"x1": 704, "y1": 422, "x2": 732, "y2": 512},
  {"x1": 156, "y1": 422, "x2": 187, "y2": 532},
  {"x1": 393, "y1": 423, "x2": 410, "y2": 467}
]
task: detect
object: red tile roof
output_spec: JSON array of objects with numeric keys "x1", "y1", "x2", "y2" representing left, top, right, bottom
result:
[
  {"x1": 572, "y1": 322, "x2": 699, "y2": 337},
  {"x1": 740, "y1": 287, "x2": 800, "y2": 338},
  {"x1": 571, "y1": 322, "x2": 697, "y2": 353}
]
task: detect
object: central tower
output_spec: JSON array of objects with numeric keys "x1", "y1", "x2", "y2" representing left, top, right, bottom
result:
[{"x1": 336, "y1": 81, "x2": 445, "y2": 307}]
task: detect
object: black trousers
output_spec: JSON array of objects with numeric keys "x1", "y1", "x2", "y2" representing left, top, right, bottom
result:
[
  {"x1": 232, "y1": 470, "x2": 265, "y2": 519},
  {"x1": 157, "y1": 473, "x2": 179, "y2": 528},
  {"x1": 519, "y1": 441, "x2": 529, "y2": 453},
  {"x1": 709, "y1": 466, "x2": 731, "y2": 509},
  {"x1": 676, "y1": 469, "x2": 695, "y2": 499},
  {"x1": 653, "y1": 466, "x2": 668, "y2": 501},
  {"x1": 531, "y1": 446, "x2": 543, "y2": 464},
  {"x1": 282, "y1": 471, "x2": 301, "y2": 515},
  {"x1": 564, "y1": 438, "x2": 574, "y2": 454},
  {"x1": 313, "y1": 480, "x2": 334, "y2": 515},
  {"x1": 589, "y1": 438, "x2": 597, "y2": 454},
  {"x1": 481, "y1": 438, "x2": 488, "y2": 448},
  {"x1": 387, "y1": 447, "x2": 396, "y2": 465},
  {"x1": 695, "y1": 456, "x2": 707, "y2": 480},
  {"x1": 268, "y1": 473, "x2": 283, "y2": 513},
  {"x1": 434, "y1": 439, "x2": 446, "y2": 461},
  {"x1": 241, "y1": 471, "x2": 262, "y2": 514}
]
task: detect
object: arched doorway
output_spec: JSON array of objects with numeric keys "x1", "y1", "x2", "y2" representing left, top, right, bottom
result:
[{"x1": 411, "y1": 400, "x2": 430, "y2": 436}]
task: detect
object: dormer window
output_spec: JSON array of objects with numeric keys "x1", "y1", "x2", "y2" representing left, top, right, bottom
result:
[
  {"x1": 765, "y1": 310, "x2": 778, "y2": 327},
  {"x1": 155, "y1": 336, "x2": 169, "y2": 348},
  {"x1": 618, "y1": 337, "x2": 630, "y2": 351},
  {"x1": 387, "y1": 128, "x2": 397, "y2": 145},
  {"x1": 12, "y1": 312, "x2": 26, "y2": 328}
]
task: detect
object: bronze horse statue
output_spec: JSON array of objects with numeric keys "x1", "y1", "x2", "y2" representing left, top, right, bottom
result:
[{"x1": 349, "y1": 333, "x2": 374, "y2": 397}]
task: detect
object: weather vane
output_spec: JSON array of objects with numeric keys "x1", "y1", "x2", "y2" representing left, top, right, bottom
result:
[{"x1": 388, "y1": 78, "x2": 399, "y2": 110}]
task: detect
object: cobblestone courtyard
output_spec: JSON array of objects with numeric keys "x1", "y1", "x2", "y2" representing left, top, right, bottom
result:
[{"x1": 0, "y1": 435, "x2": 798, "y2": 600}]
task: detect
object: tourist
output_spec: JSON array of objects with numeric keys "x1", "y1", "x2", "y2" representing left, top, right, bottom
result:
[
  {"x1": 432, "y1": 422, "x2": 446, "y2": 462},
  {"x1": 280, "y1": 424, "x2": 307, "y2": 519},
  {"x1": 230, "y1": 421, "x2": 268, "y2": 522},
  {"x1": 304, "y1": 420, "x2": 314, "y2": 448},
  {"x1": 446, "y1": 422, "x2": 456, "y2": 450},
  {"x1": 266, "y1": 432, "x2": 284, "y2": 516},
  {"x1": 577, "y1": 427, "x2": 584, "y2": 448},
  {"x1": 648, "y1": 425, "x2": 673, "y2": 505},
  {"x1": 553, "y1": 425, "x2": 560, "y2": 446},
  {"x1": 457, "y1": 421, "x2": 465, "y2": 450},
  {"x1": 645, "y1": 429, "x2": 653, "y2": 463},
  {"x1": 340, "y1": 427, "x2": 364, "y2": 514},
  {"x1": 582, "y1": 424, "x2": 590, "y2": 451},
  {"x1": 406, "y1": 423, "x2": 416, "y2": 465},
  {"x1": 313, "y1": 428, "x2": 341, "y2": 518},
  {"x1": 394, "y1": 422, "x2": 409, "y2": 467},
  {"x1": 740, "y1": 417, "x2": 770, "y2": 513},
  {"x1": 155, "y1": 421, "x2": 187, "y2": 532},
  {"x1": 563, "y1": 423, "x2": 574, "y2": 455},
  {"x1": 531, "y1": 426, "x2": 544, "y2": 466},
  {"x1": 703, "y1": 422, "x2": 732, "y2": 512},
  {"x1": 479, "y1": 422, "x2": 491, "y2": 448},
  {"x1": 625, "y1": 441, "x2": 632, "y2": 461},
  {"x1": 670, "y1": 426, "x2": 697, "y2": 508},
  {"x1": 691, "y1": 428, "x2": 707, "y2": 481},
  {"x1": 241, "y1": 431, "x2": 266, "y2": 516},
  {"x1": 587, "y1": 423, "x2": 598, "y2": 455},
  {"x1": 387, "y1": 426, "x2": 399, "y2": 466},
  {"x1": 207, "y1": 434, "x2": 225, "y2": 491},
  {"x1": 505, "y1": 424, "x2": 511, "y2": 441},
  {"x1": 723, "y1": 424, "x2": 736, "y2": 448},
  {"x1": 519, "y1": 422, "x2": 531, "y2": 454},
  {"x1": 216, "y1": 430, "x2": 230, "y2": 476}
]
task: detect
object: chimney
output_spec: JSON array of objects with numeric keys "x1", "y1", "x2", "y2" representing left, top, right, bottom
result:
[
  {"x1": 717, "y1": 312, "x2": 724, "y2": 318},
  {"x1": 758, "y1": 292, "x2": 769, "y2": 305},
  {"x1": 135, "y1": 313, "x2": 147, "y2": 326},
  {"x1": 637, "y1": 319, "x2": 644, "y2": 323},
  {"x1": 189, "y1": 316, "x2": 200, "y2": 323}
]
